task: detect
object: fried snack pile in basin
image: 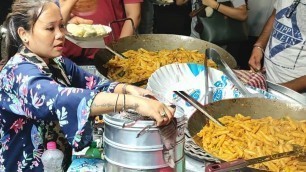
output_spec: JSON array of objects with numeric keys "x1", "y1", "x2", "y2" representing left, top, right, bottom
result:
[
  {"x1": 105, "y1": 48, "x2": 217, "y2": 83},
  {"x1": 198, "y1": 114, "x2": 306, "y2": 172}
]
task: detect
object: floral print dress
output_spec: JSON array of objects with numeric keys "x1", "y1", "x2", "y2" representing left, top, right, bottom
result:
[{"x1": 0, "y1": 47, "x2": 118, "y2": 171}]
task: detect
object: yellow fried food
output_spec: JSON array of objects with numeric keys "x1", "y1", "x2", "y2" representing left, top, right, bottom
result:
[
  {"x1": 105, "y1": 48, "x2": 217, "y2": 83},
  {"x1": 198, "y1": 114, "x2": 306, "y2": 172}
]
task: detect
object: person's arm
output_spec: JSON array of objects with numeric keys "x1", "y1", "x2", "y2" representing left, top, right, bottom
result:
[
  {"x1": 253, "y1": 9, "x2": 276, "y2": 50},
  {"x1": 248, "y1": 9, "x2": 276, "y2": 71},
  {"x1": 59, "y1": 0, "x2": 79, "y2": 24},
  {"x1": 59, "y1": 0, "x2": 93, "y2": 25},
  {"x1": 120, "y1": 3, "x2": 142, "y2": 38},
  {"x1": 176, "y1": 0, "x2": 189, "y2": 6},
  {"x1": 61, "y1": 57, "x2": 174, "y2": 126},
  {"x1": 202, "y1": 0, "x2": 247, "y2": 21},
  {"x1": 280, "y1": 76, "x2": 306, "y2": 93}
]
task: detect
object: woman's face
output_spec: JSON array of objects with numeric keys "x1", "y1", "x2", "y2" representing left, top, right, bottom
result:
[{"x1": 26, "y1": 2, "x2": 66, "y2": 60}]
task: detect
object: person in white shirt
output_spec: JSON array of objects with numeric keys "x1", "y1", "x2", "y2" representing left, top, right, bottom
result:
[
  {"x1": 249, "y1": 0, "x2": 306, "y2": 95},
  {"x1": 227, "y1": 0, "x2": 275, "y2": 69}
]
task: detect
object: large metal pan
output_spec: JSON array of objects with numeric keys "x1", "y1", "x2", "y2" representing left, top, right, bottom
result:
[
  {"x1": 93, "y1": 34, "x2": 237, "y2": 76},
  {"x1": 187, "y1": 98, "x2": 306, "y2": 172}
]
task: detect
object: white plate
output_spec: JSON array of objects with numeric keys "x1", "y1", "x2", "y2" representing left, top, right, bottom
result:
[
  {"x1": 147, "y1": 63, "x2": 276, "y2": 118},
  {"x1": 65, "y1": 25, "x2": 112, "y2": 48},
  {"x1": 66, "y1": 25, "x2": 112, "y2": 41}
]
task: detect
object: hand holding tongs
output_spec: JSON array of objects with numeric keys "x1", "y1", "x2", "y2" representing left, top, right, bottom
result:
[
  {"x1": 207, "y1": 48, "x2": 265, "y2": 98},
  {"x1": 173, "y1": 91, "x2": 224, "y2": 126},
  {"x1": 206, "y1": 144, "x2": 306, "y2": 172}
]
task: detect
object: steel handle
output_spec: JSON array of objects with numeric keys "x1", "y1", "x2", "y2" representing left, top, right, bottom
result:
[
  {"x1": 205, "y1": 159, "x2": 247, "y2": 172},
  {"x1": 109, "y1": 18, "x2": 137, "y2": 42}
]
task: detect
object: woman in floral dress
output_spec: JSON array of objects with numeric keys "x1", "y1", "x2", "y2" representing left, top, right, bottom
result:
[{"x1": 0, "y1": 0, "x2": 175, "y2": 171}]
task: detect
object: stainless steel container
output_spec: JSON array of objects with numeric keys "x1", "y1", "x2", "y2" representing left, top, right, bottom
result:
[{"x1": 103, "y1": 107, "x2": 186, "y2": 171}]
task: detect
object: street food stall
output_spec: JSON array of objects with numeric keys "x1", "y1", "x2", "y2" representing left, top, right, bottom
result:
[{"x1": 64, "y1": 25, "x2": 306, "y2": 171}]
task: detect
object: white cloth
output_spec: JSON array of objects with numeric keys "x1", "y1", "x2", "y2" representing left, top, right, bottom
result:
[
  {"x1": 247, "y1": 0, "x2": 276, "y2": 36},
  {"x1": 185, "y1": 156, "x2": 205, "y2": 172},
  {"x1": 264, "y1": 0, "x2": 306, "y2": 95},
  {"x1": 190, "y1": 0, "x2": 246, "y2": 38}
]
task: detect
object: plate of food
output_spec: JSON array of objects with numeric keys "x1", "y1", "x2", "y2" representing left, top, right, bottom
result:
[{"x1": 66, "y1": 23, "x2": 112, "y2": 41}]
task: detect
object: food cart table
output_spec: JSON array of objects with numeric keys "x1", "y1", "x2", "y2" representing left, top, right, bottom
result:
[{"x1": 68, "y1": 154, "x2": 206, "y2": 171}]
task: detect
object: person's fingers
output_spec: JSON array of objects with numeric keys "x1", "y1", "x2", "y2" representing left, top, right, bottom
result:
[
  {"x1": 161, "y1": 108, "x2": 171, "y2": 125},
  {"x1": 165, "y1": 105, "x2": 175, "y2": 120},
  {"x1": 160, "y1": 104, "x2": 176, "y2": 125},
  {"x1": 68, "y1": 16, "x2": 93, "y2": 24},
  {"x1": 155, "y1": 113, "x2": 165, "y2": 126},
  {"x1": 78, "y1": 18, "x2": 93, "y2": 24},
  {"x1": 248, "y1": 56, "x2": 261, "y2": 72}
]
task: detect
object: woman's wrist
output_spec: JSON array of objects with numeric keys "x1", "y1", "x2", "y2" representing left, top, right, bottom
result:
[
  {"x1": 215, "y1": 2, "x2": 221, "y2": 11},
  {"x1": 114, "y1": 83, "x2": 128, "y2": 94}
]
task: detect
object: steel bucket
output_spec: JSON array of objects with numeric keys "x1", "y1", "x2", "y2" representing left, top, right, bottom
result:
[{"x1": 103, "y1": 108, "x2": 186, "y2": 171}]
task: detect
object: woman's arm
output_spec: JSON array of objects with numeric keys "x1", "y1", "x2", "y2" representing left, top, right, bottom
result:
[
  {"x1": 176, "y1": 0, "x2": 189, "y2": 6},
  {"x1": 90, "y1": 91, "x2": 174, "y2": 126},
  {"x1": 59, "y1": 0, "x2": 93, "y2": 25},
  {"x1": 120, "y1": 3, "x2": 142, "y2": 38},
  {"x1": 202, "y1": 0, "x2": 247, "y2": 21}
]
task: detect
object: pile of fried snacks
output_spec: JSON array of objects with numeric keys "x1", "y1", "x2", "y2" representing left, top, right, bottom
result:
[
  {"x1": 105, "y1": 48, "x2": 217, "y2": 83},
  {"x1": 198, "y1": 114, "x2": 306, "y2": 172}
]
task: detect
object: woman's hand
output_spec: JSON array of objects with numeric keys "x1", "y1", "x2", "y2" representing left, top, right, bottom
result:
[
  {"x1": 124, "y1": 84, "x2": 154, "y2": 97},
  {"x1": 249, "y1": 47, "x2": 264, "y2": 72},
  {"x1": 68, "y1": 16, "x2": 93, "y2": 24},
  {"x1": 202, "y1": 0, "x2": 218, "y2": 8},
  {"x1": 135, "y1": 97, "x2": 175, "y2": 126}
]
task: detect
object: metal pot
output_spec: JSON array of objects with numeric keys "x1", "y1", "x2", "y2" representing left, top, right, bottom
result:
[
  {"x1": 93, "y1": 34, "x2": 237, "y2": 77},
  {"x1": 103, "y1": 108, "x2": 186, "y2": 171},
  {"x1": 187, "y1": 98, "x2": 306, "y2": 171}
]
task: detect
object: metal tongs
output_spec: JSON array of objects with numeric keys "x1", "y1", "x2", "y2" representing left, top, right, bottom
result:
[
  {"x1": 207, "y1": 48, "x2": 264, "y2": 98},
  {"x1": 206, "y1": 144, "x2": 306, "y2": 172},
  {"x1": 173, "y1": 91, "x2": 224, "y2": 126}
]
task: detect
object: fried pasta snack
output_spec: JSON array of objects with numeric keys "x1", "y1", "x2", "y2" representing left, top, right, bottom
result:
[
  {"x1": 198, "y1": 114, "x2": 306, "y2": 172},
  {"x1": 105, "y1": 48, "x2": 217, "y2": 83}
]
